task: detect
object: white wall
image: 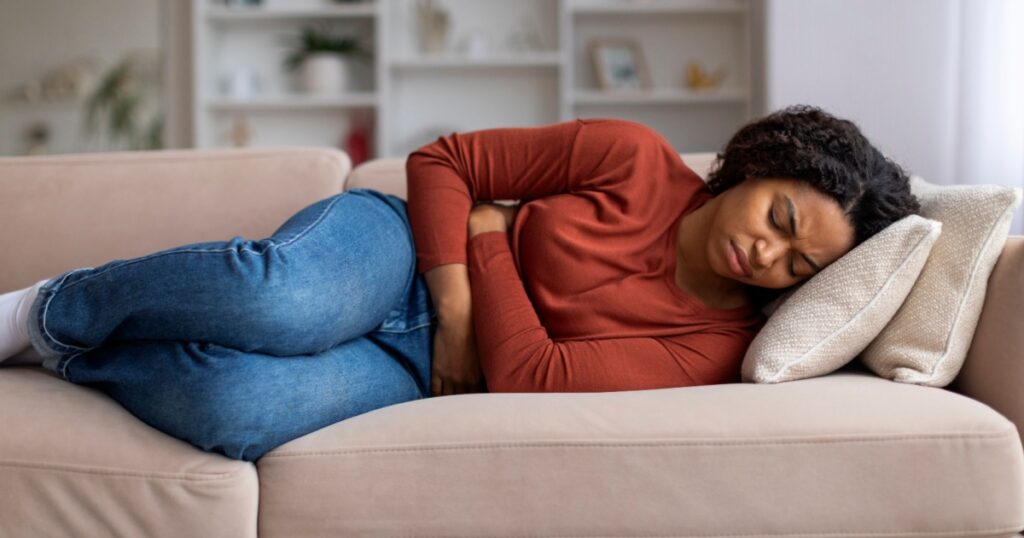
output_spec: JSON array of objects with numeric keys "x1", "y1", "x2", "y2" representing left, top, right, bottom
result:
[
  {"x1": 0, "y1": 0, "x2": 160, "y2": 156},
  {"x1": 764, "y1": 0, "x2": 960, "y2": 187}
]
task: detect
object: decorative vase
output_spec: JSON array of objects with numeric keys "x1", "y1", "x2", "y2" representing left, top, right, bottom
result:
[{"x1": 300, "y1": 53, "x2": 348, "y2": 94}]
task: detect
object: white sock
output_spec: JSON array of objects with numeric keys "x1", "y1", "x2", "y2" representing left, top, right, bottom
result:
[{"x1": 0, "y1": 279, "x2": 50, "y2": 365}]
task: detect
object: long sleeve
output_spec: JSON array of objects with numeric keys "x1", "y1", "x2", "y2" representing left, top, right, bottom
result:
[
  {"x1": 467, "y1": 231, "x2": 756, "y2": 393},
  {"x1": 405, "y1": 117, "x2": 671, "y2": 274}
]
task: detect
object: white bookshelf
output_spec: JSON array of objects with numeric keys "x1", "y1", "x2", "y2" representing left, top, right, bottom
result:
[{"x1": 190, "y1": 0, "x2": 756, "y2": 158}]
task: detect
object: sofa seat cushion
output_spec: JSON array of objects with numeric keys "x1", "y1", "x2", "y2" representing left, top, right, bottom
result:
[
  {"x1": 0, "y1": 367, "x2": 258, "y2": 537},
  {"x1": 257, "y1": 364, "x2": 1024, "y2": 537}
]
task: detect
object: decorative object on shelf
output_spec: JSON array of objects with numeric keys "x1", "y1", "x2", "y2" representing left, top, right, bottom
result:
[
  {"x1": 23, "y1": 123, "x2": 52, "y2": 155},
  {"x1": 342, "y1": 110, "x2": 373, "y2": 166},
  {"x1": 415, "y1": 0, "x2": 451, "y2": 54},
  {"x1": 588, "y1": 37, "x2": 651, "y2": 91},
  {"x1": 6, "y1": 57, "x2": 102, "y2": 104},
  {"x1": 684, "y1": 60, "x2": 727, "y2": 92},
  {"x1": 83, "y1": 49, "x2": 164, "y2": 151},
  {"x1": 220, "y1": 67, "x2": 263, "y2": 98},
  {"x1": 283, "y1": 26, "x2": 374, "y2": 94},
  {"x1": 504, "y1": 14, "x2": 550, "y2": 52},
  {"x1": 456, "y1": 29, "x2": 493, "y2": 58},
  {"x1": 229, "y1": 116, "x2": 253, "y2": 147}
]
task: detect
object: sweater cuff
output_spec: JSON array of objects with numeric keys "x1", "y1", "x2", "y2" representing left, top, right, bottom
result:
[{"x1": 468, "y1": 230, "x2": 509, "y2": 249}]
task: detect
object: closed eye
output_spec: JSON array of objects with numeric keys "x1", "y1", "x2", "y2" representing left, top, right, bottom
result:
[{"x1": 768, "y1": 207, "x2": 798, "y2": 278}]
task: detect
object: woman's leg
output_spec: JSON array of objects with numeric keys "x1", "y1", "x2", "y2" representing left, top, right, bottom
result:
[
  {"x1": 59, "y1": 316, "x2": 436, "y2": 462},
  {"x1": 25, "y1": 188, "x2": 417, "y2": 371}
]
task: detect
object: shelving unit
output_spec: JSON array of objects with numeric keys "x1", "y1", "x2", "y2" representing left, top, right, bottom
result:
[{"x1": 190, "y1": 0, "x2": 756, "y2": 158}]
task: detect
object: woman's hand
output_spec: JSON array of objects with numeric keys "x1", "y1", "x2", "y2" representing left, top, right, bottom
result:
[
  {"x1": 431, "y1": 309, "x2": 487, "y2": 396},
  {"x1": 468, "y1": 202, "x2": 519, "y2": 238}
]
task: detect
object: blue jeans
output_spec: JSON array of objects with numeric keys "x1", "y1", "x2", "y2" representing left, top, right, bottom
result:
[{"x1": 24, "y1": 188, "x2": 439, "y2": 462}]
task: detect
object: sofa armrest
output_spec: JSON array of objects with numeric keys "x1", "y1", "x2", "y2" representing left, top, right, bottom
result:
[
  {"x1": 951, "y1": 235, "x2": 1024, "y2": 443},
  {"x1": 0, "y1": 147, "x2": 350, "y2": 291}
]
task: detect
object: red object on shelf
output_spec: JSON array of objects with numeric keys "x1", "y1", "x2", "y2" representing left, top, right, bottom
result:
[{"x1": 343, "y1": 113, "x2": 372, "y2": 167}]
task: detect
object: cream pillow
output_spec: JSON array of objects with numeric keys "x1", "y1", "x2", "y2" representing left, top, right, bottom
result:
[
  {"x1": 741, "y1": 214, "x2": 942, "y2": 384},
  {"x1": 859, "y1": 177, "x2": 1023, "y2": 387}
]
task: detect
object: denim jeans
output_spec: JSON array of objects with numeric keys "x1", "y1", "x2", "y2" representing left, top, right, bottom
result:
[{"x1": 24, "y1": 188, "x2": 438, "y2": 462}]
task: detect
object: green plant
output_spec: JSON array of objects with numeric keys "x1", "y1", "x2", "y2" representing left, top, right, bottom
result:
[
  {"x1": 282, "y1": 27, "x2": 374, "y2": 71},
  {"x1": 83, "y1": 53, "x2": 163, "y2": 150}
]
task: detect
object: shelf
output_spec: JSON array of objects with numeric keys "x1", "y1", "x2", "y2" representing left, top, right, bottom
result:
[
  {"x1": 390, "y1": 52, "x2": 563, "y2": 68},
  {"x1": 569, "y1": 0, "x2": 746, "y2": 15},
  {"x1": 573, "y1": 87, "x2": 747, "y2": 104},
  {"x1": 204, "y1": 3, "x2": 378, "y2": 20},
  {"x1": 206, "y1": 92, "x2": 379, "y2": 110},
  {"x1": 192, "y1": 0, "x2": 756, "y2": 154}
]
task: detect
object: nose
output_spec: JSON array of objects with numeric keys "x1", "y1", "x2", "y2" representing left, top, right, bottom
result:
[{"x1": 752, "y1": 237, "x2": 786, "y2": 272}]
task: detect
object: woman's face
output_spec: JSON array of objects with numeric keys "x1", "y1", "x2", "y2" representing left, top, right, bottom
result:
[{"x1": 706, "y1": 176, "x2": 857, "y2": 289}]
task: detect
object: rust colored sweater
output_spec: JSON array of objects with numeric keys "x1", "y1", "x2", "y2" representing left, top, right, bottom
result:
[{"x1": 405, "y1": 117, "x2": 767, "y2": 393}]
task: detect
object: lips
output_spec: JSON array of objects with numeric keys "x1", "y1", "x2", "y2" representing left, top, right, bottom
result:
[{"x1": 731, "y1": 240, "x2": 753, "y2": 277}]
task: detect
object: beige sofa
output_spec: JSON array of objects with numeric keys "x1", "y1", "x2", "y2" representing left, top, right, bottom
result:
[{"x1": 1, "y1": 146, "x2": 1022, "y2": 537}]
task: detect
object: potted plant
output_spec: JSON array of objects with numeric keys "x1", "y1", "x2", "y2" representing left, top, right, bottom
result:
[{"x1": 283, "y1": 26, "x2": 374, "y2": 94}]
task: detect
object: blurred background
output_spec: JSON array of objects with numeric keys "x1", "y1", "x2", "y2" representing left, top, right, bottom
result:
[{"x1": 1, "y1": 0, "x2": 1020, "y2": 232}]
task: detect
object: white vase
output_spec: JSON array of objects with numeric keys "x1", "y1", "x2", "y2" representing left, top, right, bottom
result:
[{"x1": 300, "y1": 53, "x2": 348, "y2": 94}]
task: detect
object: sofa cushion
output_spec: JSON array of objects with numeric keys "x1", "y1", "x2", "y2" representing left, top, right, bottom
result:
[
  {"x1": 256, "y1": 365, "x2": 1024, "y2": 537},
  {"x1": 741, "y1": 214, "x2": 942, "y2": 383},
  {"x1": 0, "y1": 367, "x2": 258, "y2": 537},
  {"x1": 861, "y1": 177, "x2": 1023, "y2": 387}
]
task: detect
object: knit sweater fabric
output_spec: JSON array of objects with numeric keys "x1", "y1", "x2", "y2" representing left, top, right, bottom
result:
[{"x1": 406, "y1": 117, "x2": 767, "y2": 393}]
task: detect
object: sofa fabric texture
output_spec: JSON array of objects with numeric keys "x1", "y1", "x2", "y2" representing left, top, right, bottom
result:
[
  {"x1": 0, "y1": 147, "x2": 1022, "y2": 537},
  {"x1": 862, "y1": 176, "x2": 1024, "y2": 387}
]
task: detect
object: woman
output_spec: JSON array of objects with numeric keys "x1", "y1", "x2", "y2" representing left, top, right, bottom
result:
[{"x1": 0, "y1": 105, "x2": 919, "y2": 461}]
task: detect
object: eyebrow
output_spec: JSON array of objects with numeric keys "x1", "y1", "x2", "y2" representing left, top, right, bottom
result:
[{"x1": 784, "y1": 194, "x2": 822, "y2": 273}]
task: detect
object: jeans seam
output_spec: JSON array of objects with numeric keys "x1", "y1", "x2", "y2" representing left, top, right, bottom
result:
[
  {"x1": 372, "y1": 316, "x2": 436, "y2": 334},
  {"x1": 57, "y1": 351, "x2": 84, "y2": 380},
  {"x1": 38, "y1": 192, "x2": 353, "y2": 355},
  {"x1": 38, "y1": 269, "x2": 94, "y2": 355}
]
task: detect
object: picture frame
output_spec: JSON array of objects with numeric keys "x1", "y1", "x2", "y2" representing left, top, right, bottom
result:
[{"x1": 588, "y1": 37, "x2": 651, "y2": 91}]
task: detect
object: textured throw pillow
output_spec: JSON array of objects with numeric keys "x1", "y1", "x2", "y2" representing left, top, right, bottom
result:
[
  {"x1": 859, "y1": 177, "x2": 1023, "y2": 387},
  {"x1": 741, "y1": 214, "x2": 943, "y2": 384}
]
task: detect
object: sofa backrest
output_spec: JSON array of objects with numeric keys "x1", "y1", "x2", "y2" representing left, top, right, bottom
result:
[
  {"x1": 344, "y1": 152, "x2": 721, "y2": 201},
  {"x1": 0, "y1": 147, "x2": 350, "y2": 291}
]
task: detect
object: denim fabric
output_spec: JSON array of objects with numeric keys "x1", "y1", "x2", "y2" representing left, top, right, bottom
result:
[{"x1": 24, "y1": 188, "x2": 438, "y2": 462}]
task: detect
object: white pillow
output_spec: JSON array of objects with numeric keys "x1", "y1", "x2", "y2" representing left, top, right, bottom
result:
[
  {"x1": 741, "y1": 214, "x2": 942, "y2": 384},
  {"x1": 859, "y1": 177, "x2": 1023, "y2": 387}
]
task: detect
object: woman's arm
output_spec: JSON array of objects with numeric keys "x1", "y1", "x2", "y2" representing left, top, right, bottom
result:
[
  {"x1": 405, "y1": 117, "x2": 663, "y2": 276},
  {"x1": 466, "y1": 228, "x2": 760, "y2": 392},
  {"x1": 424, "y1": 263, "x2": 483, "y2": 397},
  {"x1": 421, "y1": 203, "x2": 519, "y2": 397},
  {"x1": 424, "y1": 202, "x2": 518, "y2": 320}
]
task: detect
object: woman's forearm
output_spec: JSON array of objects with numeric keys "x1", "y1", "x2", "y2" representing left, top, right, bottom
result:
[
  {"x1": 423, "y1": 203, "x2": 516, "y2": 325},
  {"x1": 423, "y1": 263, "x2": 472, "y2": 324}
]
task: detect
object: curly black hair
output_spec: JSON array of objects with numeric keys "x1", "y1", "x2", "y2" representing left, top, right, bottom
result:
[{"x1": 704, "y1": 104, "x2": 922, "y2": 309}]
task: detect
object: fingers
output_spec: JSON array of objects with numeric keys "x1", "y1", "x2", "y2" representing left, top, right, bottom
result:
[
  {"x1": 431, "y1": 376, "x2": 482, "y2": 397},
  {"x1": 431, "y1": 375, "x2": 459, "y2": 397}
]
